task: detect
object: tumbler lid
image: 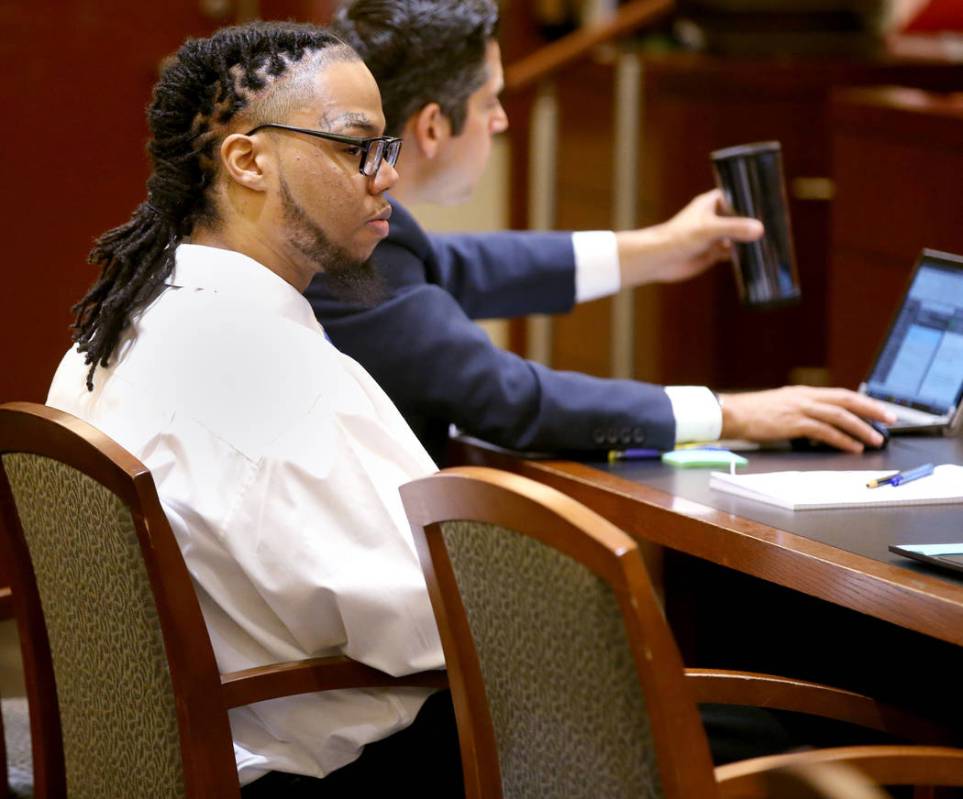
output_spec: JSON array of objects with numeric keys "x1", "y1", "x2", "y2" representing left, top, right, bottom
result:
[{"x1": 711, "y1": 141, "x2": 781, "y2": 161}]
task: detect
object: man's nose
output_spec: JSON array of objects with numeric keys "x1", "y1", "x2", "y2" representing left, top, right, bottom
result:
[
  {"x1": 370, "y1": 159, "x2": 399, "y2": 193},
  {"x1": 492, "y1": 102, "x2": 509, "y2": 134}
]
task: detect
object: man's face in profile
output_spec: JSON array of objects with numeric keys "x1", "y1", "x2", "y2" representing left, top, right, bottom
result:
[
  {"x1": 266, "y1": 57, "x2": 396, "y2": 300},
  {"x1": 431, "y1": 40, "x2": 509, "y2": 206}
]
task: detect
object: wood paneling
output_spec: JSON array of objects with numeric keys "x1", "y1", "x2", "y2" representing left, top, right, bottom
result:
[
  {"x1": 551, "y1": 60, "x2": 617, "y2": 377},
  {"x1": 828, "y1": 87, "x2": 963, "y2": 387},
  {"x1": 0, "y1": 1, "x2": 335, "y2": 405},
  {"x1": 633, "y1": 53, "x2": 963, "y2": 390},
  {"x1": 0, "y1": 3, "x2": 218, "y2": 404}
]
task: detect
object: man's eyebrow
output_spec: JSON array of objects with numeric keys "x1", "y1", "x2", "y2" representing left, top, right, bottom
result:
[{"x1": 320, "y1": 111, "x2": 380, "y2": 134}]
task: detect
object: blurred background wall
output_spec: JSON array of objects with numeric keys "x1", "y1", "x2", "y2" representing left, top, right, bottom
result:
[{"x1": 0, "y1": 1, "x2": 343, "y2": 403}]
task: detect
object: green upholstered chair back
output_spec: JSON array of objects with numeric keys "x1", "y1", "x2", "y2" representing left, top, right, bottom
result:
[
  {"x1": 401, "y1": 467, "x2": 719, "y2": 799},
  {"x1": 0, "y1": 403, "x2": 239, "y2": 799},
  {"x1": 2, "y1": 453, "x2": 184, "y2": 799},
  {"x1": 440, "y1": 518, "x2": 662, "y2": 799}
]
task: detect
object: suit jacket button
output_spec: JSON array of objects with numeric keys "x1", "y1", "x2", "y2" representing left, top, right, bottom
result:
[
  {"x1": 606, "y1": 430, "x2": 619, "y2": 444},
  {"x1": 620, "y1": 427, "x2": 632, "y2": 444},
  {"x1": 592, "y1": 428, "x2": 606, "y2": 444},
  {"x1": 632, "y1": 427, "x2": 645, "y2": 443}
]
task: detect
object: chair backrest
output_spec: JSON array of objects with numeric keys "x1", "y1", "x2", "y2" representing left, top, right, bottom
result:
[
  {"x1": 0, "y1": 402, "x2": 239, "y2": 798},
  {"x1": 400, "y1": 466, "x2": 720, "y2": 799}
]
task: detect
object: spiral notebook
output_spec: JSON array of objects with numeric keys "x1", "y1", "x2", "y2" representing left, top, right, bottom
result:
[{"x1": 709, "y1": 464, "x2": 963, "y2": 511}]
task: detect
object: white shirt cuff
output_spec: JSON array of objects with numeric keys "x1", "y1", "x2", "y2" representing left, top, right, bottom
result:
[
  {"x1": 572, "y1": 231, "x2": 620, "y2": 303},
  {"x1": 664, "y1": 386, "x2": 723, "y2": 444}
]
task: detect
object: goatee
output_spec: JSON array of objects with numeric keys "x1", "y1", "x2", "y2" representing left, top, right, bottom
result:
[{"x1": 280, "y1": 175, "x2": 388, "y2": 306}]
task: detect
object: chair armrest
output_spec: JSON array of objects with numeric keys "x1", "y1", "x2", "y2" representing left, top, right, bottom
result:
[
  {"x1": 738, "y1": 761, "x2": 890, "y2": 799},
  {"x1": 715, "y1": 745, "x2": 963, "y2": 799},
  {"x1": 0, "y1": 587, "x2": 11, "y2": 620},
  {"x1": 685, "y1": 668, "x2": 952, "y2": 745},
  {"x1": 221, "y1": 655, "x2": 448, "y2": 709}
]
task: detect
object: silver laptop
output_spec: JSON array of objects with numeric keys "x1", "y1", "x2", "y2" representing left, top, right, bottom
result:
[{"x1": 859, "y1": 249, "x2": 963, "y2": 435}]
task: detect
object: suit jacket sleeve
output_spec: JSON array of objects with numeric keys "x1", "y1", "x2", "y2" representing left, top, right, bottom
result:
[
  {"x1": 423, "y1": 230, "x2": 577, "y2": 319},
  {"x1": 307, "y1": 231, "x2": 676, "y2": 457}
]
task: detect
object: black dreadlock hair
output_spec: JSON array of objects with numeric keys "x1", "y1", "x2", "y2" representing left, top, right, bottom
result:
[{"x1": 73, "y1": 21, "x2": 351, "y2": 390}]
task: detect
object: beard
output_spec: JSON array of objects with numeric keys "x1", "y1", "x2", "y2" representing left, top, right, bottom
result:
[{"x1": 279, "y1": 175, "x2": 387, "y2": 307}]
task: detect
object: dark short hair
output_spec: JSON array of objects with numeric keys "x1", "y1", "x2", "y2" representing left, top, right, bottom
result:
[{"x1": 331, "y1": 0, "x2": 499, "y2": 137}]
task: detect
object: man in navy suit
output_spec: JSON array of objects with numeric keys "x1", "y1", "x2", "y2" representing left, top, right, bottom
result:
[{"x1": 306, "y1": 0, "x2": 894, "y2": 465}]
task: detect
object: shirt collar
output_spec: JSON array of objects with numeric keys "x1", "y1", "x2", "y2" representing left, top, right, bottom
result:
[{"x1": 169, "y1": 243, "x2": 322, "y2": 332}]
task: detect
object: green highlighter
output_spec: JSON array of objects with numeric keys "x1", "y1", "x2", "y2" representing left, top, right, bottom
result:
[{"x1": 661, "y1": 449, "x2": 748, "y2": 469}]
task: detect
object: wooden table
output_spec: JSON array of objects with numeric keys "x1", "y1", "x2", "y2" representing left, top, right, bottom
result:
[{"x1": 452, "y1": 434, "x2": 963, "y2": 724}]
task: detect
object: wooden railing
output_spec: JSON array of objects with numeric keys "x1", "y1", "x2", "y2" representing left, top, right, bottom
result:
[
  {"x1": 502, "y1": 0, "x2": 676, "y2": 376},
  {"x1": 505, "y1": 0, "x2": 675, "y2": 93}
]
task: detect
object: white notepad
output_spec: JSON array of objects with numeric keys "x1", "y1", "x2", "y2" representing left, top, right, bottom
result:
[{"x1": 709, "y1": 464, "x2": 963, "y2": 511}]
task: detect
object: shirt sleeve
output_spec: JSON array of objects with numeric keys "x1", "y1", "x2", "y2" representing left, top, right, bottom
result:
[
  {"x1": 572, "y1": 231, "x2": 621, "y2": 303},
  {"x1": 664, "y1": 386, "x2": 723, "y2": 444}
]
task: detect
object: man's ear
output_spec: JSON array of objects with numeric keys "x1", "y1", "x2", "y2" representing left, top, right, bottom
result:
[
  {"x1": 408, "y1": 102, "x2": 451, "y2": 160},
  {"x1": 219, "y1": 133, "x2": 270, "y2": 192}
]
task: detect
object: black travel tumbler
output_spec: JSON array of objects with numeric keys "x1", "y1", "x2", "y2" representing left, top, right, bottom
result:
[{"x1": 711, "y1": 141, "x2": 801, "y2": 308}]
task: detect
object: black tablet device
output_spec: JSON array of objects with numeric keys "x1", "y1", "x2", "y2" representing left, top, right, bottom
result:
[{"x1": 890, "y1": 543, "x2": 963, "y2": 575}]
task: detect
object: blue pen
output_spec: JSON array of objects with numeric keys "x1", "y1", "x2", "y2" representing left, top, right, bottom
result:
[
  {"x1": 886, "y1": 463, "x2": 935, "y2": 488},
  {"x1": 608, "y1": 448, "x2": 661, "y2": 462}
]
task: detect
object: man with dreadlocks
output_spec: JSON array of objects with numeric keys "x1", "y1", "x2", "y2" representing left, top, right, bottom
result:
[{"x1": 47, "y1": 21, "x2": 461, "y2": 797}]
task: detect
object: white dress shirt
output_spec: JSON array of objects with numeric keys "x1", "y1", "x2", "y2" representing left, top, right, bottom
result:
[
  {"x1": 571, "y1": 231, "x2": 723, "y2": 443},
  {"x1": 47, "y1": 243, "x2": 443, "y2": 786}
]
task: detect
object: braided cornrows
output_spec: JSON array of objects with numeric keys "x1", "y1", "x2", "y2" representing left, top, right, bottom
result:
[{"x1": 73, "y1": 21, "x2": 346, "y2": 389}]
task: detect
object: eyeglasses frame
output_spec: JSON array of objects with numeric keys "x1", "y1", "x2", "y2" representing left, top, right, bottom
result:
[{"x1": 245, "y1": 122, "x2": 402, "y2": 177}]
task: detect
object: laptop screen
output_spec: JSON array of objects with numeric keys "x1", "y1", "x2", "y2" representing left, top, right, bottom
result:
[{"x1": 865, "y1": 251, "x2": 963, "y2": 416}]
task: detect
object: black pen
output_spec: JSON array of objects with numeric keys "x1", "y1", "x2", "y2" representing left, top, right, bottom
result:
[{"x1": 866, "y1": 463, "x2": 935, "y2": 489}]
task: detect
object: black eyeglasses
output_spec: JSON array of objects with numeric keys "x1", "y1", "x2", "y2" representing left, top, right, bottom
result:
[{"x1": 246, "y1": 123, "x2": 402, "y2": 177}]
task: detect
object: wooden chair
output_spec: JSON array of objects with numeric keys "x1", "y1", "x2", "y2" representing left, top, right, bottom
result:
[
  {"x1": 400, "y1": 466, "x2": 963, "y2": 799},
  {"x1": 0, "y1": 401, "x2": 445, "y2": 798},
  {"x1": 750, "y1": 762, "x2": 892, "y2": 799}
]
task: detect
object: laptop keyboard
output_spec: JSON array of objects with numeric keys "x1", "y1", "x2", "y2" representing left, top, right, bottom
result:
[{"x1": 886, "y1": 402, "x2": 943, "y2": 425}]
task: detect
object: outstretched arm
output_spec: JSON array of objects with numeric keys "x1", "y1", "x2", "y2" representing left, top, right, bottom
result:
[
  {"x1": 319, "y1": 280, "x2": 678, "y2": 457},
  {"x1": 616, "y1": 188, "x2": 764, "y2": 288}
]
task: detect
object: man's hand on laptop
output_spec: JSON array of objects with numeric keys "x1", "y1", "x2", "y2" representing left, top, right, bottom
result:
[{"x1": 718, "y1": 387, "x2": 898, "y2": 453}]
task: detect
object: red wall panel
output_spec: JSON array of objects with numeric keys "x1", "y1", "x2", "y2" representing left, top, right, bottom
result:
[
  {"x1": 0, "y1": 1, "x2": 334, "y2": 403},
  {"x1": 0, "y1": 2, "x2": 222, "y2": 402}
]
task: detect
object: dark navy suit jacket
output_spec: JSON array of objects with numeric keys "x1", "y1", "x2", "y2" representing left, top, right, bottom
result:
[{"x1": 304, "y1": 199, "x2": 675, "y2": 464}]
